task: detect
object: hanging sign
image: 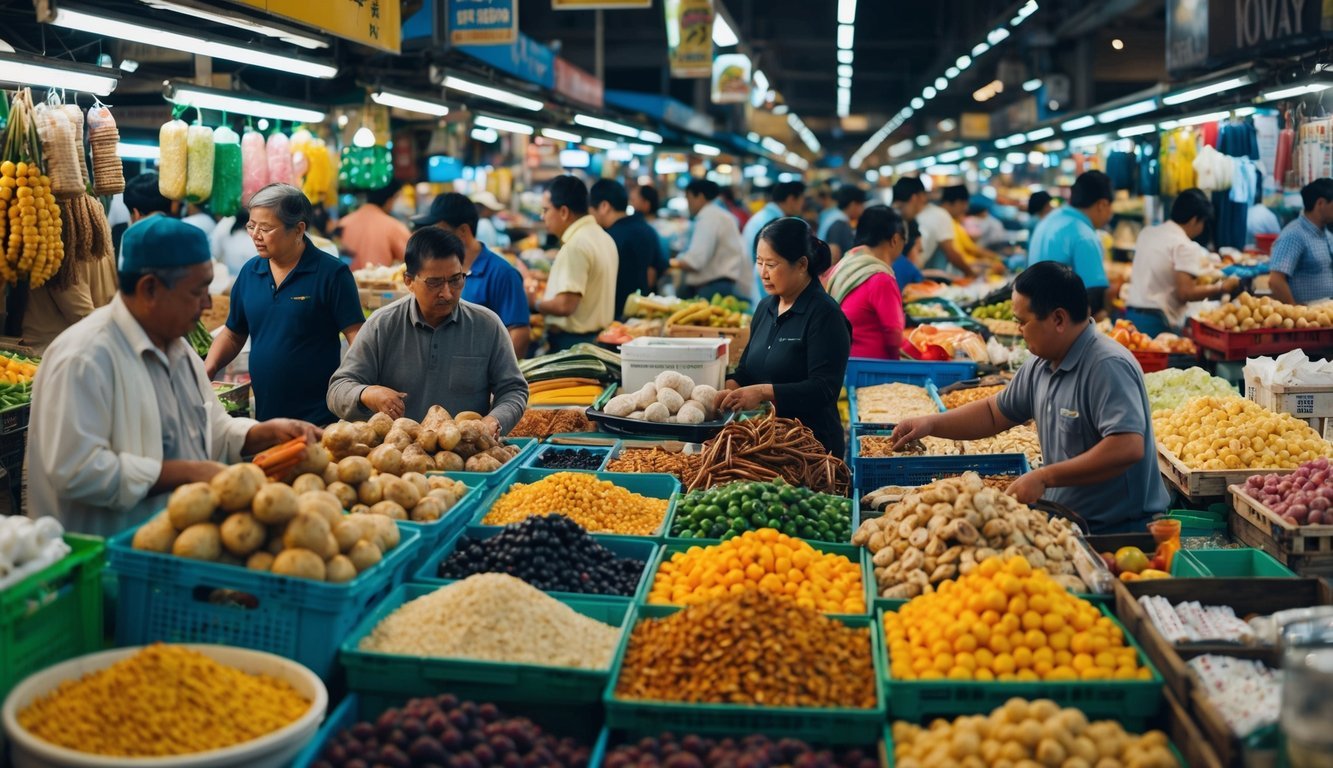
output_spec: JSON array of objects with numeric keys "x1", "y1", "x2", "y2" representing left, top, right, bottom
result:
[
  {"x1": 710, "y1": 53, "x2": 751, "y2": 104},
  {"x1": 553, "y1": 0, "x2": 651, "y2": 8},
  {"x1": 447, "y1": 0, "x2": 518, "y2": 46},
  {"x1": 554, "y1": 58, "x2": 604, "y2": 108},
  {"x1": 664, "y1": 0, "x2": 713, "y2": 79},
  {"x1": 234, "y1": 0, "x2": 401, "y2": 53}
]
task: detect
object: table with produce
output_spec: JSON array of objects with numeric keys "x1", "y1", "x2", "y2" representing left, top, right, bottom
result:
[{"x1": 5, "y1": 333, "x2": 1333, "y2": 768}]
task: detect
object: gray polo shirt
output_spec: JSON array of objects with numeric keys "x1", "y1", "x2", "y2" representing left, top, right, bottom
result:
[
  {"x1": 326, "y1": 296, "x2": 529, "y2": 432},
  {"x1": 996, "y1": 322, "x2": 1168, "y2": 530}
]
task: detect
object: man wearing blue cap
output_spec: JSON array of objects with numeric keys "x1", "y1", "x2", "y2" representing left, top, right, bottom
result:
[{"x1": 27, "y1": 216, "x2": 321, "y2": 536}]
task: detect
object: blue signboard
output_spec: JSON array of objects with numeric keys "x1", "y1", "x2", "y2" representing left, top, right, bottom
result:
[
  {"x1": 447, "y1": 0, "x2": 518, "y2": 47},
  {"x1": 458, "y1": 31, "x2": 555, "y2": 89}
]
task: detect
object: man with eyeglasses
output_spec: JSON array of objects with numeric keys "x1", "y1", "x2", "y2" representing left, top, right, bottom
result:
[{"x1": 326, "y1": 228, "x2": 528, "y2": 438}]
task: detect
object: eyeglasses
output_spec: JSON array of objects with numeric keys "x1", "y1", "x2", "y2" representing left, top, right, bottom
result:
[
  {"x1": 414, "y1": 272, "x2": 470, "y2": 290},
  {"x1": 245, "y1": 222, "x2": 282, "y2": 237}
]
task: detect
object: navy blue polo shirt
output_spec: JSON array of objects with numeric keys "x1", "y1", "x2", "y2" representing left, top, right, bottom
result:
[
  {"x1": 226, "y1": 236, "x2": 363, "y2": 425},
  {"x1": 460, "y1": 244, "x2": 529, "y2": 329}
]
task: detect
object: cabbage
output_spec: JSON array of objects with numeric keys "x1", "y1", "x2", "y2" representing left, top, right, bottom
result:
[{"x1": 1144, "y1": 367, "x2": 1240, "y2": 412}]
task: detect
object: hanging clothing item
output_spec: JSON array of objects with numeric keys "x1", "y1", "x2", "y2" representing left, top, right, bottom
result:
[
  {"x1": 1106, "y1": 151, "x2": 1136, "y2": 191},
  {"x1": 1213, "y1": 118, "x2": 1260, "y2": 249},
  {"x1": 1137, "y1": 143, "x2": 1160, "y2": 197},
  {"x1": 1194, "y1": 145, "x2": 1227, "y2": 192},
  {"x1": 1200, "y1": 121, "x2": 1219, "y2": 148},
  {"x1": 1160, "y1": 128, "x2": 1198, "y2": 196},
  {"x1": 1231, "y1": 157, "x2": 1257, "y2": 205}
]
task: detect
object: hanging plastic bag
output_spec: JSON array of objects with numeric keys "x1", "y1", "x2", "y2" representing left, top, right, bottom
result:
[
  {"x1": 241, "y1": 128, "x2": 268, "y2": 203},
  {"x1": 158, "y1": 119, "x2": 188, "y2": 200},
  {"x1": 87, "y1": 104, "x2": 124, "y2": 195},
  {"x1": 211, "y1": 126, "x2": 242, "y2": 216},
  {"x1": 266, "y1": 132, "x2": 294, "y2": 186}
]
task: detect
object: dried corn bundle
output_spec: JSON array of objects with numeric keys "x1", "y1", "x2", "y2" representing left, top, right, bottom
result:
[
  {"x1": 1, "y1": 89, "x2": 65, "y2": 287},
  {"x1": 158, "y1": 119, "x2": 188, "y2": 200},
  {"x1": 266, "y1": 131, "x2": 293, "y2": 185},
  {"x1": 184, "y1": 124, "x2": 213, "y2": 202},
  {"x1": 240, "y1": 129, "x2": 267, "y2": 203},
  {"x1": 33, "y1": 105, "x2": 83, "y2": 199},
  {"x1": 60, "y1": 104, "x2": 88, "y2": 187},
  {"x1": 211, "y1": 126, "x2": 241, "y2": 216},
  {"x1": 60, "y1": 194, "x2": 112, "y2": 267},
  {"x1": 87, "y1": 105, "x2": 123, "y2": 195}
]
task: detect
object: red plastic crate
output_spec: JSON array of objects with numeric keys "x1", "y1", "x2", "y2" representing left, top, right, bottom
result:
[
  {"x1": 1189, "y1": 319, "x2": 1333, "y2": 361},
  {"x1": 1132, "y1": 349, "x2": 1169, "y2": 373}
]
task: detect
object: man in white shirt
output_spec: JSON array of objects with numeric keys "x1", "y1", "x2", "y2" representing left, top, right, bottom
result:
[
  {"x1": 28, "y1": 217, "x2": 320, "y2": 536},
  {"x1": 917, "y1": 185, "x2": 974, "y2": 275},
  {"x1": 1126, "y1": 189, "x2": 1239, "y2": 336},
  {"x1": 673, "y1": 179, "x2": 751, "y2": 301}
]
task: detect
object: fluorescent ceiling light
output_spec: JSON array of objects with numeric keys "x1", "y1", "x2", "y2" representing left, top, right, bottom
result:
[
  {"x1": 938, "y1": 149, "x2": 963, "y2": 163},
  {"x1": 837, "y1": 24, "x2": 855, "y2": 49},
  {"x1": 574, "y1": 114, "x2": 639, "y2": 137},
  {"x1": 541, "y1": 128, "x2": 583, "y2": 143},
  {"x1": 957, "y1": 55, "x2": 972, "y2": 70},
  {"x1": 916, "y1": 135, "x2": 930, "y2": 146},
  {"x1": 1069, "y1": 133, "x2": 1109, "y2": 148},
  {"x1": 938, "y1": 118, "x2": 956, "y2": 131},
  {"x1": 474, "y1": 115, "x2": 533, "y2": 135},
  {"x1": 1096, "y1": 98, "x2": 1158, "y2": 124},
  {"x1": 1174, "y1": 110, "x2": 1231, "y2": 127},
  {"x1": 923, "y1": 86, "x2": 937, "y2": 99},
  {"x1": 747, "y1": 132, "x2": 761, "y2": 142},
  {"x1": 1006, "y1": 132, "x2": 1026, "y2": 145},
  {"x1": 753, "y1": 69, "x2": 770, "y2": 94},
  {"x1": 866, "y1": 169, "x2": 880, "y2": 182},
  {"x1": 1006, "y1": 152, "x2": 1028, "y2": 164},
  {"x1": 50, "y1": 7, "x2": 337, "y2": 78},
  {"x1": 166, "y1": 82, "x2": 325, "y2": 123},
  {"x1": 962, "y1": 146, "x2": 978, "y2": 157},
  {"x1": 585, "y1": 137, "x2": 617, "y2": 150},
  {"x1": 838, "y1": 0, "x2": 858, "y2": 24},
  {"x1": 773, "y1": 104, "x2": 789, "y2": 114},
  {"x1": 1027, "y1": 151, "x2": 1046, "y2": 164},
  {"x1": 694, "y1": 143, "x2": 721, "y2": 156},
  {"x1": 946, "y1": 66, "x2": 960, "y2": 78},
  {"x1": 1162, "y1": 76, "x2": 1252, "y2": 106},
  {"x1": 761, "y1": 137, "x2": 786, "y2": 154},
  {"x1": 1026, "y1": 127, "x2": 1054, "y2": 141},
  {"x1": 371, "y1": 90, "x2": 449, "y2": 117},
  {"x1": 140, "y1": 0, "x2": 327, "y2": 49},
  {"x1": 995, "y1": 138, "x2": 1011, "y2": 149},
  {"x1": 445, "y1": 75, "x2": 543, "y2": 111},
  {"x1": 890, "y1": 139, "x2": 913, "y2": 157},
  {"x1": 972, "y1": 42, "x2": 990, "y2": 57},
  {"x1": 838, "y1": 77, "x2": 852, "y2": 88},
  {"x1": 911, "y1": 97, "x2": 925, "y2": 109},
  {"x1": 713, "y1": 16, "x2": 739, "y2": 46},
  {"x1": 116, "y1": 142, "x2": 160, "y2": 160},
  {"x1": 1262, "y1": 81, "x2": 1333, "y2": 101},
  {"x1": 988, "y1": 28, "x2": 1011, "y2": 44},
  {"x1": 1023, "y1": 78, "x2": 1042, "y2": 92},
  {"x1": 1117, "y1": 123, "x2": 1156, "y2": 137},
  {"x1": 471, "y1": 128, "x2": 499, "y2": 143},
  {"x1": 628, "y1": 143, "x2": 654, "y2": 155},
  {"x1": 839, "y1": 64, "x2": 854, "y2": 78},
  {"x1": 935, "y1": 77, "x2": 948, "y2": 90},
  {"x1": 0, "y1": 53, "x2": 118, "y2": 96},
  {"x1": 1061, "y1": 115, "x2": 1096, "y2": 131},
  {"x1": 838, "y1": 50, "x2": 854, "y2": 64},
  {"x1": 638, "y1": 129, "x2": 663, "y2": 143}
]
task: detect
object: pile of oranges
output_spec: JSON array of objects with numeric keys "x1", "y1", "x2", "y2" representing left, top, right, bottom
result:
[
  {"x1": 647, "y1": 528, "x2": 865, "y2": 615},
  {"x1": 884, "y1": 556, "x2": 1151, "y2": 682}
]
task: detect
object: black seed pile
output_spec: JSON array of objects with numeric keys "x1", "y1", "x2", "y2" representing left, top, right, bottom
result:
[{"x1": 532, "y1": 448, "x2": 604, "y2": 471}]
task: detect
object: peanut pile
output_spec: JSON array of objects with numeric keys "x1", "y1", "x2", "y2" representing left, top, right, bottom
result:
[
  {"x1": 605, "y1": 447, "x2": 702, "y2": 484},
  {"x1": 941, "y1": 384, "x2": 1007, "y2": 410},
  {"x1": 859, "y1": 435, "x2": 961, "y2": 457}
]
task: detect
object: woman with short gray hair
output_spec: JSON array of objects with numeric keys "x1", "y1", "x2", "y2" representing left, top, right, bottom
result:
[{"x1": 204, "y1": 182, "x2": 364, "y2": 425}]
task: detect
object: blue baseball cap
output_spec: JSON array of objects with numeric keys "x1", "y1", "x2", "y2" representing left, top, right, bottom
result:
[{"x1": 119, "y1": 215, "x2": 210, "y2": 273}]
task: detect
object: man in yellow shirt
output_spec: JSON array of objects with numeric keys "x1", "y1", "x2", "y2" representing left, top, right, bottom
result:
[{"x1": 528, "y1": 175, "x2": 619, "y2": 351}]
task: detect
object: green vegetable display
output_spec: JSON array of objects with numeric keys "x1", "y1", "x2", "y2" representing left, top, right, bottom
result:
[
  {"x1": 971, "y1": 299, "x2": 1014, "y2": 320},
  {"x1": 187, "y1": 320, "x2": 213, "y2": 359},
  {"x1": 670, "y1": 479, "x2": 853, "y2": 542}
]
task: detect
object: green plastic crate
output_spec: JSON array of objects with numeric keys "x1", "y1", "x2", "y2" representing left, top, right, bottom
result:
[
  {"x1": 880, "y1": 604, "x2": 1164, "y2": 727},
  {"x1": 340, "y1": 583, "x2": 631, "y2": 707},
  {"x1": 592, "y1": 726, "x2": 892, "y2": 766},
  {"x1": 604, "y1": 604, "x2": 886, "y2": 745},
  {"x1": 1170, "y1": 548, "x2": 1296, "y2": 578},
  {"x1": 874, "y1": 589, "x2": 1113, "y2": 616},
  {"x1": 0, "y1": 534, "x2": 105, "y2": 700}
]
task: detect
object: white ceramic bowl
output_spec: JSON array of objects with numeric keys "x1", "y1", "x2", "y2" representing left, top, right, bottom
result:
[{"x1": 2, "y1": 644, "x2": 328, "y2": 768}]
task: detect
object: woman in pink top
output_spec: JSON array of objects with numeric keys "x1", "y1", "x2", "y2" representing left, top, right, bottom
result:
[{"x1": 824, "y1": 206, "x2": 906, "y2": 360}]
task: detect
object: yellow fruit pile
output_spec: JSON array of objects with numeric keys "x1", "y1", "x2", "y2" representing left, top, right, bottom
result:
[
  {"x1": 647, "y1": 528, "x2": 864, "y2": 614},
  {"x1": 1154, "y1": 396, "x2": 1331, "y2": 470},
  {"x1": 481, "y1": 471, "x2": 668, "y2": 535},
  {"x1": 884, "y1": 556, "x2": 1151, "y2": 682},
  {"x1": 1198, "y1": 291, "x2": 1332, "y2": 331},
  {"x1": 0, "y1": 351, "x2": 37, "y2": 385}
]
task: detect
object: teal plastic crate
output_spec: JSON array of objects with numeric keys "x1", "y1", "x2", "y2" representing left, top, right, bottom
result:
[
  {"x1": 904, "y1": 297, "x2": 969, "y2": 325},
  {"x1": 468, "y1": 468, "x2": 679, "y2": 538},
  {"x1": 642, "y1": 541, "x2": 873, "y2": 620},
  {"x1": 664, "y1": 482, "x2": 856, "y2": 545},
  {"x1": 434, "y1": 436, "x2": 539, "y2": 488},
  {"x1": 521, "y1": 443, "x2": 615, "y2": 473},
  {"x1": 396, "y1": 474, "x2": 486, "y2": 573},
  {"x1": 1170, "y1": 548, "x2": 1296, "y2": 578},
  {"x1": 341, "y1": 583, "x2": 631, "y2": 707},
  {"x1": 590, "y1": 726, "x2": 892, "y2": 767},
  {"x1": 413, "y1": 527, "x2": 659, "y2": 604},
  {"x1": 880, "y1": 604, "x2": 1164, "y2": 727},
  {"x1": 604, "y1": 604, "x2": 886, "y2": 745}
]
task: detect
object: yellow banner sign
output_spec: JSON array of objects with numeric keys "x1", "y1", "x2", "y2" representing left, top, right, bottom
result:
[
  {"x1": 664, "y1": 0, "x2": 713, "y2": 79},
  {"x1": 234, "y1": 0, "x2": 401, "y2": 53}
]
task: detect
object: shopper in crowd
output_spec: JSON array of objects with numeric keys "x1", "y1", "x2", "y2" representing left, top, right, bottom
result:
[
  {"x1": 967, "y1": 202, "x2": 1009, "y2": 250},
  {"x1": 827, "y1": 205, "x2": 906, "y2": 361},
  {"x1": 720, "y1": 218, "x2": 850, "y2": 457},
  {"x1": 895, "y1": 222, "x2": 926, "y2": 287},
  {"x1": 472, "y1": 191, "x2": 504, "y2": 248},
  {"x1": 181, "y1": 202, "x2": 216, "y2": 237},
  {"x1": 630, "y1": 184, "x2": 673, "y2": 263},
  {"x1": 591, "y1": 179, "x2": 668, "y2": 320},
  {"x1": 1246, "y1": 173, "x2": 1280, "y2": 247},
  {"x1": 948, "y1": 196, "x2": 1003, "y2": 273},
  {"x1": 893, "y1": 261, "x2": 1168, "y2": 533},
  {"x1": 123, "y1": 172, "x2": 177, "y2": 225},
  {"x1": 210, "y1": 208, "x2": 257, "y2": 285},
  {"x1": 336, "y1": 180, "x2": 411, "y2": 271},
  {"x1": 718, "y1": 186, "x2": 751, "y2": 229},
  {"x1": 742, "y1": 180, "x2": 806, "y2": 301},
  {"x1": 917, "y1": 184, "x2": 973, "y2": 275},
  {"x1": 819, "y1": 185, "x2": 868, "y2": 265},
  {"x1": 20, "y1": 231, "x2": 118, "y2": 354},
  {"x1": 891, "y1": 176, "x2": 928, "y2": 224},
  {"x1": 1028, "y1": 170, "x2": 1113, "y2": 315},
  {"x1": 29, "y1": 217, "x2": 321, "y2": 536},
  {"x1": 414, "y1": 192, "x2": 530, "y2": 358},
  {"x1": 529, "y1": 175, "x2": 619, "y2": 351},
  {"x1": 327, "y1": 227, "x2": 528, "y2": 434},
  {"x1": 1126, "y1": 189, "x2": 1240, "y2": 336},
  {"x1": 1028, "y1": 191, "x2": 1054, "y2": 222},
  {"x1": 815, "y1": 185, "x2": 839, "y2": 233},
  {"x1": 204, "y1": 184, "x2": 363, "y2": 424},
  {"x1": 1269, "y1": 178, "x2": 1333, "y2": 306},
  {"x1": 673, "y1": 179, "x2": 751, "y2": 301}
]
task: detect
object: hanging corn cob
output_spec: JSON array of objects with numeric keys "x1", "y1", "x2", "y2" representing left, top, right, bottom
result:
[
  {"x1": 184, "y1": 123, "x2": 212, "y2": 202},
  {"x1": 240, "y1": 128, "x2": 267, "y2": 203},
  {"x1": 0, "y1": 89, "x2": 65, "y2": 287},
  {"x1": 211, "y1": 126, "x2": 241, "y2": 216},
  {"x1": 158, "y1": 118, "x2": 188, "y2": 200},
  {"x1": 266, "y1": 131, "x2": 293, "y2": 185},
  {"x1": 87, "y1": 104, "x2": 123, "y2": 195}
]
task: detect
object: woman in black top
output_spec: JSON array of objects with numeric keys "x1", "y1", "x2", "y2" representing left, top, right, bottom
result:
[{"x1": 718, "y1": 217, "x2": 852, "y2": 457}]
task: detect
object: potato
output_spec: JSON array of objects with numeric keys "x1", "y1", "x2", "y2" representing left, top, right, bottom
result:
[
  {"x1": 654, "y1": 370, "x2": 682, "y2": 391},
  {"x1": 289, "y1": 473, "x2": 325, "y2": 495},
  {"x1": 219, "y1": 512, "x2": 266, "y2": 556},
  {"x1": 358, "y1": 477, "x2": 385, "y2": 506},
  {"x1": 321, "y1": 462, "x2": 340, "y2": 486},
  {"x1": 671, "y1": 374, "x2": 696, "y2": 400},
  {"x1": 455, "y1": 411, "x2": 482, "y2": 421},
  {"x1": 297, "y1": 491, "x2": 344, "y2": 527},
  {"x1": 392, "y1": 417, "x2": 421, "y2": 439},
  {"x1": 402, "y1": 452, "x2": 434, "y2": 475},
  {"x1": 283, "y1": 512, "x2": 332, "y2": 554},
  {"x1": 605, "y1": 394, "x2": 637, "y2": 417},
  {"x1": 326, "y1": 481, "x2": 358, "y2": 510},
  {"x1": 337, "y1": 456, "x2": 373, "y2": 485},
  {"x1": 211, "y1": 464, "x2": 265, "y2": 512},
  {"x1": 401, "y1": 472, "x2": 431, "y2": 499},
  {"x1": 465, "y1": 454, "x2": 502, "y2": 472},
  {"x1": 352, "y1": 422, "x2": 377, "y2": 447},
  {"x1": 437, "y1": 423, "x2": 461, "y2": 451},
  {"x1": 172, "y1": 523, "x2": 221, "y2": 561},
  {"x1": 363, "y1": 513, "x2": 400, "y2": 549},
  {"x1": 347, "y1": 442, "x2": 372, "y2": 457},
  {"x1": 368, "y1": 444, "x2": 404, "y2": 476},
  {"x1": 325, "y1": 554, "x2": 357, "y2": 583},
  {"x1": 368, "y1": 411, "x2": 394, "y2": 438},
  {"x1": 266, "y1": 532, "x2": 286, "y2": 554},
  {"x1": 370, "y1": 500, "x2": 408, "y2": 520},
  {"x1": 690, "y1": 385, "x2": 719, "y2": 416},
  {"x1": 410, "y1": 496, "x2": 446, "y2": 523},
  {"x1": 411, "y1": 428, "x2": 437, "y2": 453},
  {"x1": 428, "y1": 487, "x2": 459, "y2": 508},
  {"x1": 271, "y1": 548, "x2": 326, "y2": 581},
  {"x1": 132, "y1": 514, "x2": 178, "y2": 552},
  {"x1": 383, "y1": 477, "x2": 421, "y2": 510},
  {"x1": 657, "y1": 387, "x2": 685, "y2": 414},
  {"x1": 321, "y1": 422, "x2": 356, "y2": 454},
  {"x1": 383, "y1": 428, "x2": 412, "y2": 451},
  {"x1": 644, "y1": 402, "x2": 670, "y2": 423},
  {"x1": 349, "y1": 504, "x2": 370, "y2": 516},
  {"x1": 434, "y1": 451, "x2": 465, "y2": 472},
  {"x1": 246, "y1": 484, "x2": 292, "y2": 527},
  {"x1": 333, "y1": 516, "x2": 371, "y2": 552},
  {"x1": 167, "y1": 482, "x2": 218, "y2": 529},
  {"x1": 347, "y1": 539, "x2": 382, "y2": 572},
  {"x1": 246, "y1": 551, "x2": 275, "y2": 571},
  {"x1": 294, "y1": 444, "x2": 331, "y2": 477},
  {"x1": 633, "y1": 383, "x2": 658, "y2": 410},
  {"x1": 677, "y1": 402, "x2": 706, "y2": 424}
]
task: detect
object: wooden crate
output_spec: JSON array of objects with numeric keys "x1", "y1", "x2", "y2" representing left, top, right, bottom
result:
[
  {"x1": 665, "y1": 322, "x2": 750, "y2": 366},
  {"x1": 1230, "y1": 485, "x2": 1333, "y2": 556},
  {"x1": 1230, "y1": 496, "x2": 1333, "y2": 577},
  {"x1": 1156, "y1": 444, "x2": 1295, "y2": 500},
  {"x1": 1244, "y1": 375, "x2": 1333, "y2": 419},
  {"x1": 1161, "y1": 687, "x2": 1224, "y2": 768}
]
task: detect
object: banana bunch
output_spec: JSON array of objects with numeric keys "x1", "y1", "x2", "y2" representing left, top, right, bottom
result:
[{"x1": 668, "y1": 301, "x2": 744, "y2": 328}]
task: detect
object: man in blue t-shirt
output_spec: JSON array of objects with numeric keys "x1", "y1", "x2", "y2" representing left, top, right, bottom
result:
[
  {"x1": 1028, "y1": 171, "x2": 1112, "y2": 316},
  {"x1": 591, "y1": 179, "x2": 668, "y2": 320},
  {"x1": 414, "y1": 193, "x2": 531, "y2": 357}
]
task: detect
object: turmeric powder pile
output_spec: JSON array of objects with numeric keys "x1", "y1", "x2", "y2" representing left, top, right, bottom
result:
[{"x1": 17, "y1": 643, "x2": 310, "y2": 757}]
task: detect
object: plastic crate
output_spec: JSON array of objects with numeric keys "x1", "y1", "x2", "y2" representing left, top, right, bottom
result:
[
  {"x1": 663, "y1": 485, "x2": 857, "y2": 545},
  {"x1": 850, "y1": 380, "x2": 946, "y2": 425},
  {"x1": 396, "y1": 474, "x2": 486, "y2": 574},
  {"x1": 341, "y1": 583, "x2": 632, "y2": 707},
  {"x1": 844, "y1": 358, "x2": 978, "y2": 390},
  {"x1": 1132, "y1": 349, "x2": 1169, "y2": 373},
  {"x1": 0, "y1": 534, "x2": 104, "y2": 701},
  {"x1": 591, "y1": 726, "x2": 892, "y2": 767},
  {"x1": 851, "y1": 446, "x2": 1030, "y2": 498},
  {"x1": 604, "y1": 604, "x2": 886, "y2": 745},
  {"x1": 904, "y1": 297, "x2": 968, "y2": 326},
  {"x1": 413, "y1": 528, "x2": 659, "y2": 605},
  {"x1": 1170, "y1": 547, "x2": 1296, "y2": 578},
  {"x1": 469, "y1": 468, "x2": 679, "y2": 538},
  {"x1": 0, "y1": 402, "x2": 29, "y2": 434},
  {"x1": 520, "y1": 443, "x2": 615, "y2": 473},
  {"x1": 1190, "y1": 318, "x2": 1333, "y2": 361},
  {"x1": 881, "y1": 604, "x2": 1164, "y2": 726},
  {"x1": 436, "y1": 436, "x2": 539, "y2": 489},
  {"x1": 108, "y1": 524, "x2": 421, "y2": 679}
]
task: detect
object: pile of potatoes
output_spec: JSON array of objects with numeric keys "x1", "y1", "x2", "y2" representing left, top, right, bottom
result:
[
  {"x1": 851, "y1": 472, "x2": 1086, "y2": 599},
  {"x1": 603, "y1": 371, "x2": 719, "y2": 424},
  {"x1": 322, "y1": 406, "x2": 521, "y2": 474}
]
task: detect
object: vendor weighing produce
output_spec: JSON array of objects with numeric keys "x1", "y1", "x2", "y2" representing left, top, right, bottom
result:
[{"x1": 893, "y1": 262, "x2": 1168, "y2": 533}]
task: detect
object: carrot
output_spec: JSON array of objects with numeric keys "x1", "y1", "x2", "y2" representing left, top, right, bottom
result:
[{"x1": 253, "y1": 437, "x2": 307, "y2": 470}]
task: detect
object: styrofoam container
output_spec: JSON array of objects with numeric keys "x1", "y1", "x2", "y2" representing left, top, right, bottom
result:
[
  {"x1": 2, "y1": 644, "x2": 328, "y2": 768},
  {"x1": 620, "y1": 337, "x2": 728, "y2": 392}
]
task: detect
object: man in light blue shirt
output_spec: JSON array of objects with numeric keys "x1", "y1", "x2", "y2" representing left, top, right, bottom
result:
[
  {"x1": 741, "y1": 180, "x2": 805, "y2": 301},
  {"x1": 1269, "y1": 178, "x2": 1333, "y2": 305},
  {"x1": 1028, "y1": 170, "x2": 1112, "y2": 315}
]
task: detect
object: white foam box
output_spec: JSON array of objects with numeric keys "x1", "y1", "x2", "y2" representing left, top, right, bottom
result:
[
  {"x1": 1244, "y1": 369, "x2": 1333, "y2": 419},
  {"x1": 620, "y1": 336, "x2": 729, "y2": 392}
]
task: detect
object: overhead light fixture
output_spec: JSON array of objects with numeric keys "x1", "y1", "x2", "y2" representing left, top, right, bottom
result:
[
  {"x1": 1023, "y1": 78, "x2": 1043, "y2": 92},
  {"x1": 1162, "y1": 75, "x2": 1253, "y2": 105},
  {"x1": 49, "y1": 6, "x2": 337, "y2": 78},
  {"x1": 935, "y1": 77, "x2": 948, "y2": 90},
  {"x1": 628, "y1": 143, "x2": 654, "y2": 156},
  {"x1": 713, "y1": 15, "x2": 739, "y2": 46},
  {"x1": 140, "y1": 0, "x2": 328, "y2": 49},
  {"x1": 939, "y1": 118, "x2": 957, "y2": 131},
  {"x1": 983, "y1": 156, "x2": 999, "y2": 169},
  {"x1": 637, "y1": 130, "x2": 663, "y2": 144},
  {"x1": 911, "y1": 97, "x2": 925, "y2": 110},
  {"x1": 890, "y1": 139, "x2": 914, "y2": 157},
  {"x1": 839, "y1": 64, "x2": 854, "y2": 78},
  {"x1": 1006, "y1": 132, "x2": 1026, "y2": 145},
  {"x1": 866, "y1": 169, "x2": 880, "y2": 182},
  {"x1": 838, "y1": 0, "x2": 858, "y2": 24},
  {"x1": 923, "y1": 86, "x2": 937, "y2": 99},
  {"x1": 946, "y1": 66, "x2": 960, "y2": 78},
  {"x1": 916, "y1": 135, "x2": 930, "y2": 146},
  {"x1": 1061, "y1": 115, "x2": 1096, "y2": 131},
  {"x1": 1117, "y1": 123, "x2": 1156, "y2": 137},
  {"x1": 0, "y1": 52, "x2": 118, "y2": 96},
  {"x1": 1173, "y1": 110, "x2": 1233, "y2": 127},
  {"x1": 165, "y1": 81, "x2": 326, "y2": 123},
  {"x1": 962, "y1": 146, "x2": 978, "y2": 157},
  {"x1": 838, "y1": 50, "x2": 854, "y2": 64},
  {"x1": 1026, "y1": 127, "x2": 1055, "y2": 141},
  {"x1": 574, "y1": 114, "x2": 640, "y2": 137},
  {"x1": 444, "y1": 74, "x2": 543, "y2": 111},
  {"x1": 1006, "y1": 152, "x2": 1028, "y2": 164},
  {"x1": 938, "y1": 149, "x2": 964, "y2": 163},
  {"x1": 1111, "y1": 38, "x2": 1124, "y2": 50},
  {"x1": 1095, "y1": 98, "x2": 1158, "y2": 124},
  {"x1": 118, "y1": 59, "x2": 139, "y2": 73},
  {"x1": 585, "y1": 137, "x2": 617, "y2": 150},
  {"x1": 761, "y1": 136, "x2": 786, "y2": 154},
  {"x1": 694, "y1": 143, "x2": 721, "y2": 156},
  {"x1": 371, "y1": 90, "x2": 449, "y2": 117},
  {"x1": 753, "y1": 69, "x2": 770, "y2": 95},
  {"x1": 747, "y1": 132, "x2": 761, "y2": 142},
  {"x1": 116, "y1": 142, "x2": 160, "y2": 160},
  {"x1": 1262, "y1": 79, "x2": 1333, "y2": 101},
  {"x1": 995, "y1": 137, "x2": 1012, "y2": 149},
  {"x1": 972, "y1": 42, "x2": 990, "y2": 57},
  {"x1": 837, "y1": 24, "x2": 855, "y2": 49},
  {"x1": 475, "y1": 115, "x2": 533, "y2": 135},
  {"x1": 773, "y1": 104, "x2": 789, "y2": 115},
  {"x1": 838, "y1": 76, "x2": 852, "y2": 88},
  {"x1": 1069, "y1": 133, "x2": 1109, "y2": 149},
  {"x1": 471, "y1": 127, "x2": 499, "y2": 144},
  {"x1": 989, "y1": 28, "x2": 1011, "y2": 44},
  {"x1": 353, "y1": 127, "x2": 377, "y2": 148},
  {"x1": 541, "y1": 128, "x2": 583, "y2": 143}
]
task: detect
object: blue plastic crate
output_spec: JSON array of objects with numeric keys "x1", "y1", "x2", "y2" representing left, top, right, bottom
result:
[
  {"x1": 397, "y1": 474, "x2": 486, "y2": 574},
  {"x1": 436, "y1": 436, "x2": 539, "y2": 489},
  {"x1": 468, "y1": 468, "x2": 680, "y2": 538},
  {"x1": 845, "y1": 358, "x2": 978, "y2": 390},
  {"x1": 520, "y1": 443, "x2": 615, "y2": 473},
  {"x1": 851, "y1": 447, "x2": 1030, "y2": 496},
  {"x1": 107, "y1": 523, "x2": 421, "y2": 680},
  {"x1": 849, "y1": 379, "x2": 947, "y2": 425}
]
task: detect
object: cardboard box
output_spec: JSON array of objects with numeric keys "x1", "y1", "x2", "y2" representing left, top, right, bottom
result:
[{"x1": 620, "y1": 337, "x2": 729, "y2": 391}]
